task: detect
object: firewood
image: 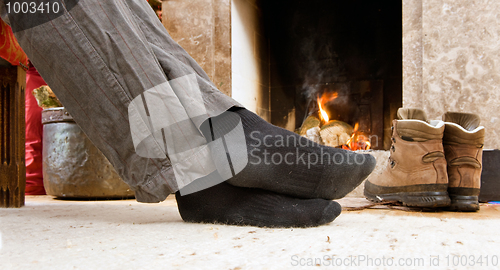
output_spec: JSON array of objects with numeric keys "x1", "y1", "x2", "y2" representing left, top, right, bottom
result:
[
  {"x1": 319, "y1": 120, "x2": 353, "y2": 147},
  {"x1": 298, "y1": 115, "x2": 323, "y2": 144},
  {"x1": 299, "y1": 115, "x2": 321, "y2": 136},
  {"x1": 305, "y1": 126, "x2": 322, "y2": 144}
]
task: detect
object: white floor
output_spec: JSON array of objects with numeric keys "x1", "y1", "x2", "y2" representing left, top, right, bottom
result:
[{"x1": 0, "y1": 196, "x2": 499, "y2": 270}]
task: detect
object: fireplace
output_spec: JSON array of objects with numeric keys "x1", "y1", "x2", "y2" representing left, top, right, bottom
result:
[
  {"x1": 260, "y1": 0, "x2": 402, "y2": 150},
  {"x1": 163, "y1": 0, "x2": 500, "y2": 151},
  {"x1": 163, "y1": 0, "x2": 402, "y2": 150}
]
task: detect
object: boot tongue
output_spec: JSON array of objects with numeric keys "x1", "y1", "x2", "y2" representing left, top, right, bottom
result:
[
  {"x1": 443, "y1": 112, "x2": 480, "y2": 131},
  {"x1": 397, "y1": 108, "x2": 428, "y2": 123}
]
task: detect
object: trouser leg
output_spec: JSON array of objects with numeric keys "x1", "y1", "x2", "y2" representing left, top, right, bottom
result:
[{"x1": 0, "y1": 0, "x2": 239, "y2": 202}]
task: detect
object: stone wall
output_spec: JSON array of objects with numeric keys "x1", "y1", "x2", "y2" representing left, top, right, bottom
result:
[
  {"x1": 403, "y1": 0, "x2": 500, "y2": 149},
  {"x1": 162, "y1": 0, "x2": 232, "y2": 97}
]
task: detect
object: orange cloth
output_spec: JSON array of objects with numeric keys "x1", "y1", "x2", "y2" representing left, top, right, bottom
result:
[{"x1": 0, "y1": 19, "x2": 28, "y2": 66}]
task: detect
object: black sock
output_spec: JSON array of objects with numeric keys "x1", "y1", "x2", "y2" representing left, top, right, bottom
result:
[
  {"x1": 204, "y1": 107, "x2": 376, "y2": 200},
  {"x1": 175, "y1": 182, "x2": 341, "y2": 228}
]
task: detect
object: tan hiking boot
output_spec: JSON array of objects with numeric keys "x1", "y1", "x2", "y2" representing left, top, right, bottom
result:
[
  {"x1": 443, "y1": 112, "x2": 485, "y2": 211},
  {"x1": 364, "y1": 108, "x2": 450, "y2": 207}
]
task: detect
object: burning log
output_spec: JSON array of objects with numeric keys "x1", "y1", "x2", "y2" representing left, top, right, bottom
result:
[
  {"x1": 341, "y1": 123, "x2": 371, "y2": 151},
  {"x1": 299, "y1": 115, "x2": 321, "y2": 135},
  {"x1": 299, "y1": 115, "x2": 322, "y2": 144},
  {"x1": 298, "y1": 91, "x2": 371, "y2": 150},
  {"x1": 319, "y1": 120, "x2": 353, "y2": 148}
]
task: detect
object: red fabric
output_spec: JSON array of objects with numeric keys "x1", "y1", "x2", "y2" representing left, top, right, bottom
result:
[{"x1": 25, "y1": 66, "x2": 46, "y2": 195}]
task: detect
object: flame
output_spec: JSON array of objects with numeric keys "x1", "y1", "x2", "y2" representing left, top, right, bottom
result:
[
  {"x1": 318, "y1": 102, "x2": 329, "y2": 123},
  {"x1": 313, "y1": 92, "x2": 371, "y2": 151},
  {"x1": 317, "y1": 92, "x2": 338, "y2": 123},
  {"x1": 342, "y1": 123, "x2": 371, "y2": 151}
]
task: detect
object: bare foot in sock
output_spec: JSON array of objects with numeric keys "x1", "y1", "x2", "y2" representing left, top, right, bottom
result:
[
  {"x1": 175, "y1": 182, "x2": 342, "y2": 228},
  {"x1": 202, "y1": 108, "x2": 376, "y2": 200}
]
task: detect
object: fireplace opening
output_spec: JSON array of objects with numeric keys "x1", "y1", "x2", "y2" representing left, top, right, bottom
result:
[{"x1": 256, "y1": 0, "x2": 402, "y2": 150}]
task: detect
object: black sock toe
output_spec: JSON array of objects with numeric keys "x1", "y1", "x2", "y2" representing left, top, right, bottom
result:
[
  {"x1": 219, "y1": 108, "x2": 376, "y2": 200},
  {"x1": 175, "y1": 182, "x2": 341, "y2": 228},
  {"x1": 316, "y1": 152, "x2": 377, "y2": 199}
]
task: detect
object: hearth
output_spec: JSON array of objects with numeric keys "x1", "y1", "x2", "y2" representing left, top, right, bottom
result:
[{"x1": 260, "y1": 0, "x2": 402, "y2": 150}]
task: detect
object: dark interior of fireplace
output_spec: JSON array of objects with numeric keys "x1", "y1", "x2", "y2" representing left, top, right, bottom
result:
[{"x1": 261, "y1": 0, "x2": 402, "y2": 150}]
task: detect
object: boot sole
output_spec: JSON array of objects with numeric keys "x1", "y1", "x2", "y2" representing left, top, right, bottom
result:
[
  {"x1": 364, "y1": 181, "x2": 451, "y2": 208},
  {"x1": 448, "y1": 195, "x2": 480, "y2": 212},
  {"x1": 365, "y1": 190, "x2": 451, "y2": 208},
  {"x1": 447, "y1": 188, "x2": 480, "y2": 212}
]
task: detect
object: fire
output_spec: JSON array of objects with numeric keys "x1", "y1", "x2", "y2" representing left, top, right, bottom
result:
[
  {"x1": 318, "y1": 102, "x2": 329, "y2": 123},
  {"x1": 317, "y1": 92, "x2": 338, "y2": 123},
  {"x1": 342, "y1": 123, "x2": 371, "y2": 151},
  {"x1": 314, "y1": 92, "x2": 371, "y2": 151}
]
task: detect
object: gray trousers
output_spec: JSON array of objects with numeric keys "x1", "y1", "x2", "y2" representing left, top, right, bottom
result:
[{"x1": 1, "y1": 0, "x2": 241, "y2": 202}]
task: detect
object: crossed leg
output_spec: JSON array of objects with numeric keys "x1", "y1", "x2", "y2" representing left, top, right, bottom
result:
[{"x1": 1, "y1": 0, "x2": 375, "y2": 227}]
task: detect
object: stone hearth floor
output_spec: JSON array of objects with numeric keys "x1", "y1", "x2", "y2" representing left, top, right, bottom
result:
[{"x1": 1, "y1": 196, "x2": 499, "y2": 269}]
